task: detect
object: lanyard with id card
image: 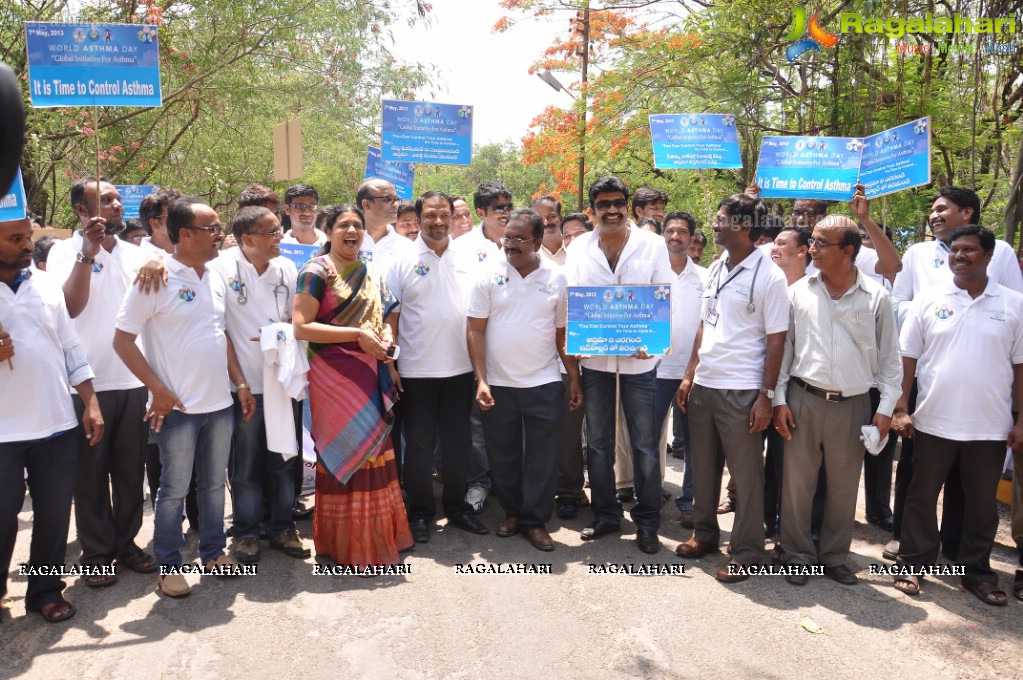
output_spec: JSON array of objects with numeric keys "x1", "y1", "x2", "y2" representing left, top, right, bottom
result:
[{"x1": 705, "y1": 256, "x2": 762, "y2": 326}]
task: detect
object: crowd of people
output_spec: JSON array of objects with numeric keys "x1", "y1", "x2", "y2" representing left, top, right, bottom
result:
[{"x1": 2, "y1": 171, "x2": 1023, "y2": 625}]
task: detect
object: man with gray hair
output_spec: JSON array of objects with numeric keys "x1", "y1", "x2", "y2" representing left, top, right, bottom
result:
[{"x1": 773, "y1": 215, "x2": 901, "y2": 586}]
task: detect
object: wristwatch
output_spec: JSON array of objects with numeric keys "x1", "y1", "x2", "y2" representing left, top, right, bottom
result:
[
  {"x1": 760, "y1": 388, "x2": 775, "y2": 399},
  {"x1": 76, "y1": 251, "x2": 96, "y2": 265}
]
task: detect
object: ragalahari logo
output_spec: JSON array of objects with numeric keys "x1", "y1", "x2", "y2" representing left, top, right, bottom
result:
[{"x1": 785, "y1": 7, "x2": 840, "y2": 61}]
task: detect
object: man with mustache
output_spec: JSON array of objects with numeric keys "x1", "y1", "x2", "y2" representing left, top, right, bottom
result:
[
  {"x1": 46, "y1": 177, "x2": 156, "y2": 585},
  {"x1": 467, "y1": 209, "x2": 580, "y2": 551}
]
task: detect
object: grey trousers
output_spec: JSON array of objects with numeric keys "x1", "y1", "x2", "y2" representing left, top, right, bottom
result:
[
  {"x1": 779, "y1": 383, "x2": 871, "y2": 567},
  {"x1": 689, "y1": 384, "x2": 767, "y2": 565}
]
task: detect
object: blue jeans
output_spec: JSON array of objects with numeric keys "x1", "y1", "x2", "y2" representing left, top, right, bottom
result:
[
  {"x1": 654, "y1": 378, "x2": 693, "y2": 511},
  {"x1": 581, "y1": 367, "x2": 661, "y2": 530},
  {"x1": 229, "y1": 394, "x2": 296, "y2": 540},
  {"x1": 154, "y1": 407, "x2": 233, "y2": 567}
]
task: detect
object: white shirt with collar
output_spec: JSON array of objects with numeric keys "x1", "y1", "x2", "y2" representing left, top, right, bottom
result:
[
  {"x1": 693, "y1": 247, "x2": 790, "y2": 390},
  {"x1": 468, "y1": 258, "x2": 568, "y2": 388},
  {"x1": 281, "y1": 227, "x2": 327, "y2": 247},
  {"x1": 450, "y1": 224, "x2": 503, "y2": 270},
  {"x1": 46, "y1": 231, "x2": 146, "y2": 392},
  {"x1": 209, "y1": 248, "x2": 298, "y2": 395},
  {"x1": 386, "y1": 236, "x2": 475, "y2": 378},
  {"x1": 0, "y1": 271, "x2": 94, "y2": 442},
  {"x1": 775, "y1": 270, "x2": 902, "y2": 415},
  {"x1": 116, "y1": 256, "x2": 233, "y2": 414},
  {"x1": 139, "y1": 236, "x2": 172, "y2": 257},
  {"x1": 657, "y1": 257, "x2": 708, "y2": 380},
  {"x1": 540, "y1": 244, "x2": 567, "y2": 267},
  {"x1": 901, "y1": 278, "x2": 1023, "y2": 441},
  {"x1": 562, "y1": 225, "x2": 673, "y2": 375},
  {"x1": 360, "y1": 225, "x2": 415, "y2": 280}
]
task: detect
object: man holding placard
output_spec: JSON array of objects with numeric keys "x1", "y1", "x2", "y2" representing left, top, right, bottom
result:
[{"x1": 563, "y1": 176, "x2": 672, "y2": 554}]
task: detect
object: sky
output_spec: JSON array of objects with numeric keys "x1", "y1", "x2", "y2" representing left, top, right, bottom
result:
[{"x1": 388, "y1": 0, "x2": 574, "y2": 146}]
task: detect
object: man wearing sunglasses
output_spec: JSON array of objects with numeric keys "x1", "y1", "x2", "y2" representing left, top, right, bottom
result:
[
  {"x1": 281, "y1": 184, "x2": 325, "y2": 247},
  {"x1": 563, "y1": 176, "x2": 673, "y2": 554},
  {"x1": 114, "y1": 196, "x2": 254, "y2": 598}
]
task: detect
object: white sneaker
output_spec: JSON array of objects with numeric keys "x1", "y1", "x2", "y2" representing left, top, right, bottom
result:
[{"x1": 465, "y1": 483, "x2": 489, "y2": 514}]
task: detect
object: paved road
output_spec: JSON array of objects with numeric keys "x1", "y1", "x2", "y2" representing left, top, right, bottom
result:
[{"x1": 2, "y1": 459, "x2": 1020, "y2": 679}]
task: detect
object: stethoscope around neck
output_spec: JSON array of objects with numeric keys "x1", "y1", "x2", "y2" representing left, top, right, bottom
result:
[
  {"x1": 711, "y1": 255, "x2": 763, "y2": 314},
  {"x1": 235, "y1": 260, "x2": 289, "y2": 321}
]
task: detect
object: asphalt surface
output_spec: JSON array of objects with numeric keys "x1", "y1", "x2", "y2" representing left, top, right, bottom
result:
[{"x1": 2, "y1": 456, "x2": 1021, "y2": 680}]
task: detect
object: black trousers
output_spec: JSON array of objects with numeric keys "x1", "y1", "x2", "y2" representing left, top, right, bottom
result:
[
  {"x1": 481, "y1": 382, "x2": 565, "y2": 528},
  {"x1": 898, "y1": 431, "x2": 1004, "y2": 585},
  {"x1": 72, "y1": 387, "x2": 148, "y2": 564},
  {"x1": 0, "y1": 430, "x2": 77, "y2": 610},
  {"x1": 401, "y1": 372, "x2": 474, "y2": 520}
]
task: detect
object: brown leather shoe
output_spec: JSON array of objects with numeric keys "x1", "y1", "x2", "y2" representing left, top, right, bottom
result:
[
  {"x1": 675, "y1": 537, "x2": 719, "y2": 558},
  {"x1": 524, "y1": 526, "x2": 555, "y2": 551},
  {"x1": 715, "y1": 558, "x2": 751, "y2": 583},
  {"x1": 497, "y1": 516, "x2": 519, "y2": 538}
]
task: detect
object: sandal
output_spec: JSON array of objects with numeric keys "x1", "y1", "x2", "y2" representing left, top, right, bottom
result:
[
  {"x1": 117, "y1": 548, "x2": 158, "y2": 573},
  {"x1": 85, "y1": 571, "x2": 118, "y2": 588},
  {"x1": 38, "y1": 597, "x2": 76, "y2": 623},
  {"x1": 893, "y1": 575, "x2": 920, "y2": 596},
  {"x1": 963, "y1": 581, "x2": 1008, "y2": 607}
]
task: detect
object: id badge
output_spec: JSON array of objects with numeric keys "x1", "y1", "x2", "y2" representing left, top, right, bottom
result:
[{"x1": 705, "y1": 308, "x2": 719, "y2": 326}]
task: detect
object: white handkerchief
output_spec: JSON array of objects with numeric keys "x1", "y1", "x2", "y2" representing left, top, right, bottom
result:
[{"x1": 860, "y1": 425, "x2": 889, "y2": 456}]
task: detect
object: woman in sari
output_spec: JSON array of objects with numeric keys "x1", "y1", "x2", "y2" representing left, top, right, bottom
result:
[{"x1": 293, "y1": 204, "x2": 412, "y2": 568}]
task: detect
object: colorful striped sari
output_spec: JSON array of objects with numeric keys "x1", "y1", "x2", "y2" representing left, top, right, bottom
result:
[{"x1": 297, "y1": 256, "x2": 412, "y2": 566}]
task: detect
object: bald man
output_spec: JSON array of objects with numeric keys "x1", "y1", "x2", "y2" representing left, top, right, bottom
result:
[{"x1": 773, "y1": 216, "x2": 902, "y2": 586}]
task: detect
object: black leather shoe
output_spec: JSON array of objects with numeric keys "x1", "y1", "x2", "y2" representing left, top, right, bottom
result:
[
  {"x1": 556, "y1": 502, "x2": 579, "y2": 520},
  {"x1": 410, "y1": 518, "x2": 430, "y2": 544},
  {"x1": 448, "y1": 512, "x2": 489, "y2": 535},
  {"x1": 616, "y1": 488, "x2": 635, "y2": 505},
  {"x1": 580, "y1": 520, "x2": 620, "y2": 541},
  {"x1": 785, "y1": 571, "x2": 809, "y2": 586},
  {"x1": 827, "y1": 564, "x2": 858, "y2": 586},
  {"x1": 636, "y1": 529, "x2": 660, "y2": 554},
  {"x1": 867, "y1": 515, "x2": 895, "y2": 532}
]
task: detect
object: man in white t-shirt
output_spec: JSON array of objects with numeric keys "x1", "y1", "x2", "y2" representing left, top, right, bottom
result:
[
  {"x1": 892, "y1": 225, "x2": 1023, "y2": 606},
  {"x1": 138, "y1": 187, "x2": 183, "y2": 257},
  {"x1": 676, "y1": 193, "x2": 790, "y2": 581},
  {"x1": 386, "y1": 191, "x2": 489, "y2": 542},
  {"x1": 280, "y1": 184, "x2": 325, "y2": 247},
  {"x1": 114, "y1": 196, "x2": 255, "y2": 599},
  {"x1": 653, "y1": 211, "x2": 708, "y2": 530},
  {"x1": 467, "y1": 210, "x2": 580, "y2": 551},
  {"x1": 887, "y1": 187, "x2": 1023, "y2": 561},
  {"x1": 563, "y1": 176, "x2": 673, "y2": 554},
  {"x1": 46, "y1": 177, "x2": 156, "y2": 584},
  {"x1": 356, "y1": 179, "x2": 412, "y2": 275},
  {"x1": 210, "y1": 207, "x2": 309, "y2": 564},
  {"x1": 1, "y1": 216, "x2": 103, "y2": 624}
]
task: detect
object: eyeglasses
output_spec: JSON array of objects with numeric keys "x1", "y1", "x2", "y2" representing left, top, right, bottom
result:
[
  {"x1": 858, "y1": 231, "x2": 872, "y2": 241},
  {"x1": 185, "y1": 225, "x2": 224, "y2": 235},
  {"x1": 501, "y1": 235, "x2": 536, "y2": 245},
  {"x1": 808, "y1": 238, "x2": 840, "y2": 249},
  {"x1": 488, "y1": 204, "x2": 514, "y2": 214},
  {"x1": 367, "y1": 195, "x2": 400, "y2": 204},
  {"x1": 251, "y1": 229, "x2": 284, "y2": 239},
  {"x1": 594, "y1": 199, "x2": 628, "y2": 211},
  {"x1": 287, "y1": 202, "x2": 318, "y2": 213},
  {"x1": 791, "y1": 209, "x2": 823, "y2": 219}
]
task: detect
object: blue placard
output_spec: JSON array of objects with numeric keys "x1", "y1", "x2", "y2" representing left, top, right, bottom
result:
[
  {"x1": 566, "y1": 285, "x2": 671, "y2": 356},
  {"x1": 115, "y1": 184, "x2": 156, "y2": 220},
  {"x1": 755, "y1": 136, "x2": 861, "y2": 201},
  {"x1": 860, "y1": 117, "x2": 931, "y2": 199},
  {"x1": 279, "y1": 243, "x2": 320, "y2": 271},
  {"x1": 25, "y1": 22, "x2": 162, "y2": 108},
  {"x1": 649, "y1": 113, "x2": 742, "y2": 169},
  {"x1": 380, "y1": 99, "x2": 473, "y2": 166},
  {"x1": 364, "y1": 146, "x2": 415, "y2": 201},
  {"x1": 0, "y1": 168, "x2": 28, "y2": 222}
]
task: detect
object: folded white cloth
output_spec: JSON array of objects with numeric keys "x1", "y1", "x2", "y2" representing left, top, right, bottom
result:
[
  {"x1": 260, "y1": 323, "x2": 309, "y2": 459},
  {"x1": 860, "y1": 425, "x2": 889, "y2": 456}
]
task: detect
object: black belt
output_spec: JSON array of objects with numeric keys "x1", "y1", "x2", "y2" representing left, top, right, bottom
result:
[{"x1": 792, "y1": 377, "x2": 847, "y2": 403}]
